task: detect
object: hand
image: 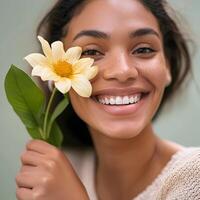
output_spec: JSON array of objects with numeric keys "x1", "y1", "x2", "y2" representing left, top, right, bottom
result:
[{"x1": 16, "y1": 140, "x2": 89, "y2": 200}]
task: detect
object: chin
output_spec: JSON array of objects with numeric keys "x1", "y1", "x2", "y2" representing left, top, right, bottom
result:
[{"x1": 89, "y1": 118, "x2": 148, "y2": 140}]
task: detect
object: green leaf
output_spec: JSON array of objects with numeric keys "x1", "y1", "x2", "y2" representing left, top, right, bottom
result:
[
  {"x1": 51, "y1": 96, "x2": 69, "y2": 123},
  {"x1": 47, "y1": 96, "x2": 69, "y2": 137},
  {"x1": 26, "y1": 127, "x2": 44, "y2": 139},
  {"x1": 47, "y1": 121, "x2": 63, "y2": 147},
  {"x1": 4, "y1": 65, "x2": 45, "y2": 129}
]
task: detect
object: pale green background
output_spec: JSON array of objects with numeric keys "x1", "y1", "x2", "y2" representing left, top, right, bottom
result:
[{"x1": 0, "y1": 0, "x2": 200, "y2": 199}]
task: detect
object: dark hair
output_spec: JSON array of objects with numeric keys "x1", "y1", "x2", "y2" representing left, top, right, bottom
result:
[{"x1": 37, "y1": 0, "x2": 192, "y2": 148}]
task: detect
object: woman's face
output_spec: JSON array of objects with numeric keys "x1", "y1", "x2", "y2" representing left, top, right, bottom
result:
[{"x1": 64, "y1": 0, "x2": 171, "y2": 139}]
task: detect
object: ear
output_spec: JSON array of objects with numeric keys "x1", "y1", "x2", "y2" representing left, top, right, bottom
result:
[{"x1": 165, "y1": 61, "x2": 172, "y2": 87}]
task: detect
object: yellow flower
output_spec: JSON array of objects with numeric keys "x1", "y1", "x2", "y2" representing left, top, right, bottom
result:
[{"x1": 24, "y1": 36, "x2": 98, "y2": 97}]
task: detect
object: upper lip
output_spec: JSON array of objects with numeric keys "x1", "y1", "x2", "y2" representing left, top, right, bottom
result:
[{"x1": 92, "y1": 87, "x2": 150, "y2": 96}]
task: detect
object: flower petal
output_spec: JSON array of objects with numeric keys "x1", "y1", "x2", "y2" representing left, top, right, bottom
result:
[
  {"x1": 55, "y1": 78, "x2": 71, "y2": 94},
  {"x1": 51, "y1": 41, "x2": 65, "y2": 62},
  {"x1": 38, "y1": 36, "x2": 52, "y2": 60},
  {"x1": 24, "y1": 53, "x2": 49, "y2": 68},
  {"x1": 83, "y1": 65, "x2": 98, "y2": 80},
  {"x1": 73, "y1": 58, "x2": 94, "y2": 73},
  {"x1": 31, "y1": 65, "x2": 59, "y2": 81},
  {"x1": 64, "y1": 46, "x2": 82, "y2": 64},
  {"x1": 71, "y1": 75, "x2": 92, "y2": 97}
]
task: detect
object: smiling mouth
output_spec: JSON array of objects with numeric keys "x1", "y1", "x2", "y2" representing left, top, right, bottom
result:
[{"x1": 92, "y1": 92, "x2": 149, "y2": 106}]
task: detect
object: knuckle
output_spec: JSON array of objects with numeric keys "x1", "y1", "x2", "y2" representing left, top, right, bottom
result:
[
  {"x1": 26, "y1": 139, "x2": 40, "y2": 150},
  {"x1": 44, "y1": 159, "x2": 57, "y2": 170},
  {"x1": 51, "y1": 147, "x2": 60, "y2": 156},
  {"x1": 26, "y1": 140, "x2": 34, "y2": 149},
  {"x1": 20, "y1": 151, "x2": 27, "y2": 162},
  {"x1": 16, "y1": 188, "x2": 25, "y2": 200},
  {"x1": 16, "y1": 188, "x2": 21, "y2": 199},
  {"x1": 15, "y1": 173, "x2": 21, "y2": 185},
  {"x1": 33, "y1": 188, "x2": 45, "y2": 200},
  {"x1": 15, "y1": 172, "x2": 27, "y2": 186},
  {"x1": 41, "y1": 174, "x2": 53, "y2": 185},
  {"x1": 51, "y1": 148, "x2": 63, "y2": 160}
]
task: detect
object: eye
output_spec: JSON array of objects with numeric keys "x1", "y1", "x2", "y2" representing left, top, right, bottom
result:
[
  {"x1": 133, "y1": 47, "x2": 156, "y2": 54},
  {"x1": 81, "y1": 49, "x2": 103, "y2": 57}
]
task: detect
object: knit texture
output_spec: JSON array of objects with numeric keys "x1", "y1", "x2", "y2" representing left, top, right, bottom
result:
[{"x1": 65, "y1": 147, "x2": 200, "y2": 200}]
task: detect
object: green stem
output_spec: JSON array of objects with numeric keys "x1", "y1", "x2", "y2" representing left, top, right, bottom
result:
[
  {"x1": 43, "y1": 87, "x2": 57, "y2": 140},
  {"x1": 39, "y1": 127, "x2": 45, "y2": 140}
]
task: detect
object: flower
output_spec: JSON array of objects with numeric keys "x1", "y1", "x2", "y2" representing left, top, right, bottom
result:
[{"x1": 24, "y1": 36, "x2": 98, "y2": 97}]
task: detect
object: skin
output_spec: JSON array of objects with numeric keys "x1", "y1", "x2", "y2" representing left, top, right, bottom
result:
[
  {"x1": 16, "y1": 0, "x2": 183, "y2": 200},
  {"x1": 16, "y1": 140, "x2": 89, "y2": 200}
]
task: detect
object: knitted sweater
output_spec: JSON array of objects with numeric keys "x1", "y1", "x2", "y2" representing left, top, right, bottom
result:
[{"x1": 66, "y1": 147, "x2": 200, "y2": 200}]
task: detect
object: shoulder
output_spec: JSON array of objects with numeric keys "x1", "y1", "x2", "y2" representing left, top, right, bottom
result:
[
  {"x1": 62, "y1": 148, "x2": 97, "y2": 199},
  {"x1": 62, "y1": 148, "x2": 95, "y2": 177},
  {"x1": 160, "y1": 147, "x2": 200, "y2": 199},
  {"x1": 170, "y1": 147, "x2": 200, "y2": 174}
]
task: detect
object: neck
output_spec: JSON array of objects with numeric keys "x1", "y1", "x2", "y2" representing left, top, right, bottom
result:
[{"x1": 90, "y1": 124, "x2": 160, "y2": 200}]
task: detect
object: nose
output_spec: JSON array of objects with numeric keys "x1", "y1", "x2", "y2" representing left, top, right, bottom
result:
[{"x1": 102, "y1": 50, "x2": 139, "y2": 82}]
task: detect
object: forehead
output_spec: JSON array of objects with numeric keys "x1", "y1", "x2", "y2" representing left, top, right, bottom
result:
[{"x1": 66, "y1": 0, "x2": 161, "y2": 41}]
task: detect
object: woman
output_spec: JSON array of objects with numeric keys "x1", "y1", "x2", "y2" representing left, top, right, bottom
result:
[{"x1": 16, "y1": 0, "x2": 200, "y2": 199}]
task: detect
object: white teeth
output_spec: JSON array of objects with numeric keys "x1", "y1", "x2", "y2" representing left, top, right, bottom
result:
[
  {"x1": 105, "y1": 97, "x2": 109, "y2": 104},
  {"x1": 122, "y1": 96, "x2": 129, "y2": 104},
  {"x1": 110, "y1": 98, "x2": 115, "y2": 105},
  {"x1": 130, "y1": 96, "x2": 134, "y2": 104},
  {"x1": 96, "y1": 94, "x2": 142, "y2": 105},
  {"x1": 116, "y1": 96, "x2": 122, "y2": 105}
]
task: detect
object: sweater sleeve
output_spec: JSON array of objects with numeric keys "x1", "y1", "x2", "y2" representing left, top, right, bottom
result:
[{"x1": 159, "y1": 149, "x2": 200, "y2": 200}]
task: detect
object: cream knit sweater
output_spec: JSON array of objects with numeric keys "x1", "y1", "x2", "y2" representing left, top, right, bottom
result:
[{"x1": 66, "y1": 147, "x2": 200, "y2": 200}]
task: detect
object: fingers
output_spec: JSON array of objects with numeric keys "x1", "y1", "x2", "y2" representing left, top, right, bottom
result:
[
  {"x1": 16, "y1": 172, "x2": 35, "y2": 188},
  {"x1": 20, "y1": 151, "x2": 60, "y2": 175},
  {"x1": 15, "y1": 141, "x2": 89, "y2": 200},
  {"x1": 20, "y1": 165, "x2": 36, "y2": 173},
  {"x1": 16, "y1": 187, "x2": 33, "y2": 200},
  {"x1": 16, "y1": 168, "x2": 52, "y2": 189},
  {"x1": 26, "y1": 140, "x2": 67, "y2": 166},
  {"x1": 16, "y1": 165, "x2": 41, "y2": 188},
  {"x1": 20, "y1": 150, "x2": 44, "y2": 166},
  {"x1": 26, "y1": 139, "x2": 57, "y2": 155}
]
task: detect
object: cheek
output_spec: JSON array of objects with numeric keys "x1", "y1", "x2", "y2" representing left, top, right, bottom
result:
[
  {"x1": 69, "y1": 91, "x2": 91, "y2": 123},
  {"x1": 139, "y1": 56, "x2": 170, "y2": 90},
  {"x1": 69, "y1": 91, "x2": 83, "y2": 115}
]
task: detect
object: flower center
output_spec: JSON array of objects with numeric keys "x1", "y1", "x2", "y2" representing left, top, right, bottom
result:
[{"x1": 53, "y1": 60, "x2": 73, "y2": 78}]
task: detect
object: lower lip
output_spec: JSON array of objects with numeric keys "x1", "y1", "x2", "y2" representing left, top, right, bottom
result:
[{"x1": 93, "y1": 94, "x2": 148, "y2": 116}]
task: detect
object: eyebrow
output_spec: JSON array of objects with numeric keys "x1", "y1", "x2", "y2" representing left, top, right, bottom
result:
[
  {"x1": 129, "y1": 28, "x2": 160, "y2": 39},
  {"x1": 72, "y1": 28, "x2": 160, "y2": 41},
  {"x1": 73, "y1": 30, "x2": 110, "y2": 41}
]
